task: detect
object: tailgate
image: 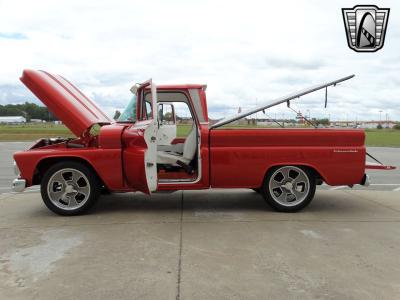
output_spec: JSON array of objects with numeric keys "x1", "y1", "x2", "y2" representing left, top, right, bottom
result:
[{"x1": 365, "y1": 152, "x2": 396, "y2": 170}]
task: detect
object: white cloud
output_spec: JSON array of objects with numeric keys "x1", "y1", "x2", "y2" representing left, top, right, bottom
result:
[{"x1": 0, "y1": 0, "x2": 399, "y2": 121}]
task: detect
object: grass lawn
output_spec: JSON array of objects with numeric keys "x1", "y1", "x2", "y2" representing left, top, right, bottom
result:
[
  {"x1": 364, "y1": 129, "x2": 400, "y2": 147},
  {"x1": 177, "y1": 124, "x2": 192, "y2": 137},
  {"x1": 1, "y1": 124, "x2": 399, "y2": 147},
  {"x1": 0, "y1": 124, "x2": 74, "y2": 141},
  {"x1": 0, "y1": 123, "x2": 192, "y2": 141}
]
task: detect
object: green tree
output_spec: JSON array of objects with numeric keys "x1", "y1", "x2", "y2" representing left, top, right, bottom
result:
[
  {"x1": 0, "y1": 102, "x2": 57, "y2": 121},
  {"x1": 315, "y1": 118, "x2": 330, "y2": 126}
]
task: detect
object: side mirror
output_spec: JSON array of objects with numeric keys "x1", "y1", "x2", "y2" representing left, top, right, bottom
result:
[{"x1": 130, "y1": 84, "x2": 139, "y2": 94}]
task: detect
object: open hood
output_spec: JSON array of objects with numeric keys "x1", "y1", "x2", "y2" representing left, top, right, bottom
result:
[{"x1": 20, "y1": 69, "x2": 112, "y2": 137}]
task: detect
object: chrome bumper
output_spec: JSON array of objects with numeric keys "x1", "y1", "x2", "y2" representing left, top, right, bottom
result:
[{"x1": 12, "y1": 178, "x2": 26, "y2": 192}]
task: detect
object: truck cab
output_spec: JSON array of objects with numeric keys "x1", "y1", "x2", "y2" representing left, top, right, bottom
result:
[{"x1": 120, "y1": 80, "x2": 211, "y2": 194}]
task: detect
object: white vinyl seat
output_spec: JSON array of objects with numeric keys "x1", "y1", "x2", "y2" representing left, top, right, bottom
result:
[{"x1": 157, "y1": 125, "x2": 197, "y2": 166}]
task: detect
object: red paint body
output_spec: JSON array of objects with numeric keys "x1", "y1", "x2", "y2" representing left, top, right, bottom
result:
[
  {"x1": 13, "y1": 70, "x2": 392, "y2": 195},
  {"x1": 210, "y1": 129, "x2": 365, "y2": 187}
]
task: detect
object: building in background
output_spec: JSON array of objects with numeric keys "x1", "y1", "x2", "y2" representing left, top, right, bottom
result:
[
  {"x1": 331, "y1": 121, "x2": 397, "y2": 129},
  {"x1": 0, "y1": 116, "x2": 26, "y2": 124},
  {"x1": 30, "y1": 118, "x2": 44, "y2": 123}
]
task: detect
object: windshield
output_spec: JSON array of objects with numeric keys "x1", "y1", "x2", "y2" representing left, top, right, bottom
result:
[{"x1": 118, "y1": 95, "x2": 137, "y2": 122}]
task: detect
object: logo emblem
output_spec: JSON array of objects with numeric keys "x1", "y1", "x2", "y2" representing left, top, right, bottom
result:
[{"x1": 342, "y1": 5, "x2": 390, "y2": 52}]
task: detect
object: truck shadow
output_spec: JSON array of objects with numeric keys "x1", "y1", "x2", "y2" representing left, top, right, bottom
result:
[{"x1": 89, "y1": 189, "x2": 367, "y2": 216}]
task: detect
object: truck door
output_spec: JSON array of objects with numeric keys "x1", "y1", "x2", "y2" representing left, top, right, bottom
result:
[
  {"x1": 122, "y1": 79, "x2": 158, "y2": 194},
  {"x1": 142, "y1": 81, "x2": 158, "y2": 192}
]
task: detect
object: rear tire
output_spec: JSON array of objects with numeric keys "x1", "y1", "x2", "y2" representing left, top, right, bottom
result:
[
  {"x1": 261, "y1": 166, "x2": 316, "y2": 212},
  {"x1": 41, "y1": 161, "x2": 100, "y2": 216}
]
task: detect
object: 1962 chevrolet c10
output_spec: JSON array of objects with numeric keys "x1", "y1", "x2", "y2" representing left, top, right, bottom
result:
[{"x1": 12, "y1": 70, "x2": 395, "y2": 215}]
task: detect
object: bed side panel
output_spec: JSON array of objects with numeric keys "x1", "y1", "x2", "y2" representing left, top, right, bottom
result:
[{"x1": 209, "y1": 129, "x2": 365, "y2": 188}]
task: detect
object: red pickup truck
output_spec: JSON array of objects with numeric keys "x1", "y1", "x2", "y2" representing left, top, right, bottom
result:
[{"x1": 12, "y1": 70, "x2": 395, "y2": 215}]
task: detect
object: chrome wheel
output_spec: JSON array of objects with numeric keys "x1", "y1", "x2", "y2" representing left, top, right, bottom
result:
[
  {"x1": 268, "y1": 166, "x2": 310, "y2": 207},
  {"x1": 47, "y1": 168, "x2": 91, "y2": 210}
]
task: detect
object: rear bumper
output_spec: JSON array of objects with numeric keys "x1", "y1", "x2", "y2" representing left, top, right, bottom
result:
[{"x1": 12, "y1": 178, "x2": 26, "y2": 192}]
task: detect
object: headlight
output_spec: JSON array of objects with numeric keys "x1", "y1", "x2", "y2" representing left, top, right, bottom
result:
[{"x1": 14, "y1": 161, "x2": 20, "y2": 176}]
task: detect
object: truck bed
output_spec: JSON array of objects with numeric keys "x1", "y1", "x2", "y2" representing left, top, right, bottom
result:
[{"x1": 209, "y1": 128, "x2": 366, "y2": 188}]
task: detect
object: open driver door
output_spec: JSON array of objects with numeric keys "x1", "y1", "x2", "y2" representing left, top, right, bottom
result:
[{"x1": 123, "y1": 79, "x2": 158, "y2": 194}]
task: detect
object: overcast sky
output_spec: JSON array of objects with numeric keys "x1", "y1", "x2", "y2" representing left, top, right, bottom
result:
[{"x1": 0, "y1": 0, "x2": 399, "y2": 121}]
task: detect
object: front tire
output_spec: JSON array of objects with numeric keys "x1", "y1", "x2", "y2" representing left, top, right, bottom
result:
[
  {"x1": 261, "y1": 166, "x2": 316, "y2": 212},
  {"x1": 41, "y1": 161, "x2": 100, "y2": 216}
]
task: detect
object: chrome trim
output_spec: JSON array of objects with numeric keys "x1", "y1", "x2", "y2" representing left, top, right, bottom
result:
[
  {"x1": 12, "y1": 178, "x2": 26, "y2": 192},
  {"x1": 333, "y1": 149, "x2": 358, "y2": 153}
]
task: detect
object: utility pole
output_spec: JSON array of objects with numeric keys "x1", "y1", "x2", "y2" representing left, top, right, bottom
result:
[{"x1": 379, "y1": 110, "x2": 382, "y2": 125}]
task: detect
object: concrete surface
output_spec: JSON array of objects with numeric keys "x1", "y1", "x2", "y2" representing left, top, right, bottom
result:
[
  {"x1": 1, "y1": 142, "x2": 400, "y2": 299},
  {"x1": 0, "y1": 142, "x2": 35, "y2": 193},
  {"x1": 1, "y1": 189, "x2": 400, "y2": 299}
]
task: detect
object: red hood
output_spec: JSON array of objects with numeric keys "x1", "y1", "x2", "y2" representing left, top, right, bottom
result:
[{"x1": 20, "y1": 69, "x2": 112, "y2": 137}]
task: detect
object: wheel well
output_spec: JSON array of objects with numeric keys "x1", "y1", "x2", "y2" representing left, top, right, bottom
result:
[
  {"x1": 263, "y1": 165, "x2": 324, "y2": 186},
  {"x1": 33, "y1": 157, "x2": 105, "y2": 187}
]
